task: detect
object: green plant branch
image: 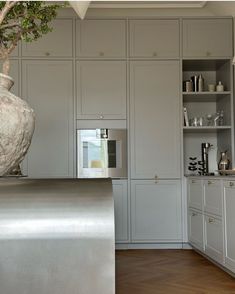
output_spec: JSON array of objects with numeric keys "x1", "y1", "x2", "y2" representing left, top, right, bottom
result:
[
  {"x1": 0, "y1": 1, "x2": 17, "y2": 26},
  {"x1": 0, "y1": 1, "x2": 64, "y2": 75},
  {"x1": 1, "y1": 21, "x2": 21, "y2": 30}
]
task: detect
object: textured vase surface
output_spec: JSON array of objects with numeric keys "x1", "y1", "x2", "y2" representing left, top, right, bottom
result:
[{"x1": 0, "y1": 73, "x2": 35, "y2": 176}]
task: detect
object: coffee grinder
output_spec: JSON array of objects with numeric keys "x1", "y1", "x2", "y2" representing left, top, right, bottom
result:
[{"x1": 201, "y1": 142, "x2": 213, "y2": 175}]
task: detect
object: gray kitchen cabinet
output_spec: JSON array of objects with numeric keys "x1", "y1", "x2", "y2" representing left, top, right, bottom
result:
[
  {"x1": 112, "y1": 180, "x2": 128, "y2": 243},
  {"x1": 76, "y1": 19, "x2": 126, "y2": 58},
  {"x1": 130, "y1": 61, "x2": 181, "y2": 179},
  {"x1": 131, "y1": 180, "x2": 182, "y2": 242},
  {"x1": 76, "y1": 61, "x2": 126, "y2": 119},
  {"x1": 22, "y1": 60, "x2": 73, "y2": 178},
  {"x1": 204, "y1": 180, "x2": 222, "y2": 217},
  {"x1": 129, "y1": 19, "x2": 179, "y2": 58},
  {"x1": 188, "y1": 209, "x2": 204, "y2": 252},
  {"x1": 182, "y1": 18, "x2": 233, "y2": 58},
  {"x1": 204, "y1": 215, "x2": 223, "y2": 264},
  {"x1": 188, "y1": 178, "x2": 223, "y2": 259},
  {"x1": 188, "y1": 178, "x2": 203, "y2": 211},
  {"x1": 22, "y1": 19, "x2": 73, "y2": 57},
  {"x1": 11, "y1": 45, "x2": 19, "y2": 57},
  {"x1": 224, "y1": 181, "x2": 235, "y2": 272}
]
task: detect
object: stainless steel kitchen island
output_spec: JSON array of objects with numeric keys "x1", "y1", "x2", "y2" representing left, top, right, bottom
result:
[{"x1": 0, "y1": 178, "x2": 115, "y2": 294}]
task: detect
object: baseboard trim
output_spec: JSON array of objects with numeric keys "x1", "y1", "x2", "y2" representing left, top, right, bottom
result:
[
  {"x1": 192, "y1": 246, "x2": 235, "y2": 278},
  {"x1": 115, "y1": 242, "x2": 191, "y2": 250}
]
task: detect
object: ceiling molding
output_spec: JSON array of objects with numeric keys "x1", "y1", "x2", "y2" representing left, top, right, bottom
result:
[{"x1": 89, "y1": 1, "x2": 207, "y2": 9}]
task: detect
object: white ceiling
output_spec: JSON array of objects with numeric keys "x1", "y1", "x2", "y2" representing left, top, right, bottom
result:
[{"x1": 89, "y1": 1, "x2": 207, "y2": 9}]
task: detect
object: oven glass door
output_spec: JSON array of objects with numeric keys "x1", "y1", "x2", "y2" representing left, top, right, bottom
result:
[{"x1": 77, "y1": 129, "x2": 126, "y2": 178}]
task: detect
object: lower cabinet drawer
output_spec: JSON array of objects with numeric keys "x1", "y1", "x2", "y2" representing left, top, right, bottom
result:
[
  {"x1": 188, "y1": 209, "x2": 204, "y2": 252},
  {"x1": 205, "y1": 215, "x2": 223, "y2": 264},
  {"x1": 204, "y1": 180, "x2": 222, "y2": 217}
]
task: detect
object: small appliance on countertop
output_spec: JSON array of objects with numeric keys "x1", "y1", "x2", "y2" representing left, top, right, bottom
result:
[
  {"x1": 200, "y1": 142, "x2": 213, "y2": 176},
  {"x1": 218, "y1": 150, "x2": 230, "y2": 172}
]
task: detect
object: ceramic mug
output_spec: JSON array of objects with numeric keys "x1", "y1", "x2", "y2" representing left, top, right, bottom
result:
[{"x1": 208, "y1": 84, "x2": 215, "y2": 92}]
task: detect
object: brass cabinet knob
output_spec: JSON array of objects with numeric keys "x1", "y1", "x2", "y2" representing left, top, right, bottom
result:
[
  {"x1": 154, "y1": 175, "x2": 158, "y2": 183},
  {"x1": 208, "y1": 217, "x2": 214, "y2": 223},
  {"x1": 206, "y1": 51, "x2": 211, "y2": 57},
  {"x1": 153, "y1": 52, "x2": 158, "y2": 57},
  {"x1": 99, "y1": 52, "x2": 104, "y2": 57},
  {"x1": 230, "y1": 182, "x2": 234, "y2": 187},
  {"x1": 208, "y1": 180, "x2": 213, "y2": 185},
  {"x1": 45, "y1": 52, "x2": 50, "y2": 56}
]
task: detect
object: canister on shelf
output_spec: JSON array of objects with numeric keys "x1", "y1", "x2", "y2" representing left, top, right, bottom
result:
[
  {"x1": 216, "y1": 81, "x2": 224, "y2": 92},
  {"x1": 198, "y1": 74, "x2": 204, "y2": 92},
  {"x1": 191, "y1": 75, "x2": 198, "y2": 92},
  {"x1": 185, "y1": 80, "x2": 193, "y2": 92}
]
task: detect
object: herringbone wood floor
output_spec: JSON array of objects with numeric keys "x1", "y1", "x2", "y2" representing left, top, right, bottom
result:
[{"x1": 116, "y1": 250, "x2": 235, "y2": 294}]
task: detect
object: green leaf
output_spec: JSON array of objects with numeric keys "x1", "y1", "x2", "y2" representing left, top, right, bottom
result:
[{"x1": 0, "y1": 1, "x2": 63, "y2": 57}]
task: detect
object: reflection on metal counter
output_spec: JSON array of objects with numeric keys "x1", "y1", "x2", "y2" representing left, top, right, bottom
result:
[{"x1": 0, "y1": 178, "x2": 115, "y2": 294}]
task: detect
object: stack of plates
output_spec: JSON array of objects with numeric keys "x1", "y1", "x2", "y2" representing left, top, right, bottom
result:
[{"x1": 217, "y1": 169, "x2": 235, "y2": 176}]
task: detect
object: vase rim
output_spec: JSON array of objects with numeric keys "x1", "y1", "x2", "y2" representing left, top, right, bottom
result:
[{"x1": 0, "y1": 73, "x2": 14, "y2": 82}]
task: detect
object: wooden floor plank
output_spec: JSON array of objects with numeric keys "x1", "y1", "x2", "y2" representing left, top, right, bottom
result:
[{"x1": 116, "y1": 250, "x2": 235, "y2": 294}]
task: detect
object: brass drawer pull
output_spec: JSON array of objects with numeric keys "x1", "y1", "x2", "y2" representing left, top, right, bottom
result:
[
  {"x1": 208, "y1": 218, "x2": 214, "y2": 223},
  {"x1": 153, "y1": 52, "x2": 158, "y2": 57},
  {"x1": 154, "y1": 175, "x2": 158, "y2": 183},
  {"x1": 99, "y1": 51, "x2": 104, "y2": 57},
  {"x1": 230, "y1": 182, "x2": 234, "y2": 187}
]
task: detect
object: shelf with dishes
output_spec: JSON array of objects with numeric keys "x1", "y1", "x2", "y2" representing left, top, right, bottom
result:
[
  {"x1": 183, "y1": 92, "x2": 231, "y2": 95},
  {"x1": 183, "y1": 91, "x2": 231, "y2": 102},
  {"x1": 183, "y1": 126, "x2": 232, "y2": 133},
  {"x1": 182, "y1": 58, "x2": 233, "y2": 174}
]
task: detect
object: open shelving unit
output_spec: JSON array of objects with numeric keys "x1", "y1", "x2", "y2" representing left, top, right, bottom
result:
[{"x1": 182, "y1": 59, "x2": 234, "y2": 175}]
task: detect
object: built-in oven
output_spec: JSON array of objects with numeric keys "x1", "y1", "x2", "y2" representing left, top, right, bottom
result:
[{"x1": 77, "y1": 129, "x2": 127, "y2": 178}]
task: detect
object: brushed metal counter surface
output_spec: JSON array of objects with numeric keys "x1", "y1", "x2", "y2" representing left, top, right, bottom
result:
[{"x1": 0, "y1": 178, "x2": 114, "y2": 294}]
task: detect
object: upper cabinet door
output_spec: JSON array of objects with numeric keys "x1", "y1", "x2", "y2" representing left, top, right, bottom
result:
[
  {"x1": 76, "y1": 20, "x2": 126, "y2": 58},
  {"x1": 129, "y1": 19, "x2": 180, "y2": 58},
  {"x1": 130, "y1": 60, "x2": 181, "y2": 179},
  {"x1": 77, "y1": 61, "x2": 126, "y2": 119},
  {"x1": 22, "y1": 19, "x2": 73, "y2": 57},
  {"x1": 22, "y1": 61, "x2": 74, "y2": 178},
  {"x1": 182, "y1": 18, "x2": 233, "y2": 58}
]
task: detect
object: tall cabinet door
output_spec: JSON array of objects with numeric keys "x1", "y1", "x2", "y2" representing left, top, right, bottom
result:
[
  {"x1": 22, "y1": 61, "x2": 73, "y2": 178},
  {"x1": 131, "y1": 180, "x2": 182, "y2": 242},
  {"x1": 130, "y1": 61, "x2": 181, "y2": 179},
  {"x1": 112, "y1": 180, "x2": 128, "y2": 243}
]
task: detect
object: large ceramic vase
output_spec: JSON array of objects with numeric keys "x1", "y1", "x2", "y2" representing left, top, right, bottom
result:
[{"x1": 0, "y1": 73, "x2": 35, "y2": 176}]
